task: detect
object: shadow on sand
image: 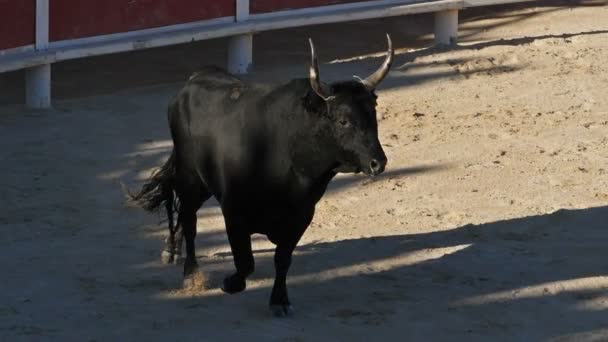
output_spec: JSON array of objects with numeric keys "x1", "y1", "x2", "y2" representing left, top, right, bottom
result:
[{"x1": 155, "y1": 205, "x2": 608, "y2": 341}]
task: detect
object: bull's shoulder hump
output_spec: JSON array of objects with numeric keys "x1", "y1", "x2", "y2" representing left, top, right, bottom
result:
[{"x1": 187, "y1": 66, "x2": 244, "y2": 87}]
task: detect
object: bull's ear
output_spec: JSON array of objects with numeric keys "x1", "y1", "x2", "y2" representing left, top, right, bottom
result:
[{"x1": 302, "y1": 89, "x2": 327, "y2": 114}]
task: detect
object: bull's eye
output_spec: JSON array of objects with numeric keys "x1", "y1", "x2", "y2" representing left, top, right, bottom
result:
[{"x1": 338, "y1": 118, "x2": 350, "y2": 127}]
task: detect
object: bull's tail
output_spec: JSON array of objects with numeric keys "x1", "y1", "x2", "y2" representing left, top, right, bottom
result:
[{"x1": 126, "y1": 150, "x2": 179, "y2": 230}]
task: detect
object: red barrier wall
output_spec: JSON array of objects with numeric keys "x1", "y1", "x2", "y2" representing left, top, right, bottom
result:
[
  {"x1": 0, "y1": 0, "x2": 35, "y2": 50},
  {"x1": 49, "y1": 0, "x2": 236, "y2": 41},
  {"x1": 1, "y1": 0, "x2": 376, "y2": 50},
  {"x1": 251, "y1": 0, "x2": 370, "y2": 14}
]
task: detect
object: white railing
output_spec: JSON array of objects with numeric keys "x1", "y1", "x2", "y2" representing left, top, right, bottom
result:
[{"x1": 0, "y1": 0, "x2": 536, "y2": 108}]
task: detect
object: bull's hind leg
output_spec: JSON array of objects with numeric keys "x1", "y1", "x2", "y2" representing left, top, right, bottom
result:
[
  {"x1": 180, "y1": 205, "x2": 199, "y2": 282},
  {"x1": 161, "y1": 198, "x2": 184, "y2": 265},
  {"x1": 172, "y1": 226, "x2": 184, "y2": 263},
  {"x1": 176, "y1": 185, "x2": 210, "y2": 288},
  {"x1": 161, "y1": 225, "x2": 184, "y2": 264}
]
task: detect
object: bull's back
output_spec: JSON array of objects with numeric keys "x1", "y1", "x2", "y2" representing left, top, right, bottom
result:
[{"x1": 169, "y1": 66, "x2": 268, "y2": 140}]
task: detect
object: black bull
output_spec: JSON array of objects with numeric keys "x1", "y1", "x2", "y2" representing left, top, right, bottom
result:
[{"x1": 130, "y1": 35, "x2": 394, "y2": 317}]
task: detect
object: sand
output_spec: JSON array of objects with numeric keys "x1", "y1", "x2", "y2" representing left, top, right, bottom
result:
[{"x1": 1, "y1": 1, "x2": 607, "y2": 341}]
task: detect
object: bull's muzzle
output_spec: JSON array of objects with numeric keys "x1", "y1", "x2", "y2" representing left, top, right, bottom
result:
[{"x1": 368, "y1": 156, "x2": 387, "y2": 176}]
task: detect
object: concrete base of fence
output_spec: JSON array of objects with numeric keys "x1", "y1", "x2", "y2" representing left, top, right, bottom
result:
[
  {"x1": 228, "y1": 34, "x2": 253, "y2": 74},
  {"x1": 434, "y1": 9, "x2": 459, "y2": 46},
  {"x1": 25, "y1": 64, "x2": 51, "y2": 109}
]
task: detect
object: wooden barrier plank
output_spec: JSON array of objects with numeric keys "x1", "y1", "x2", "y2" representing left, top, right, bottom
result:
[
  {"x1": 251, "y1": 0, "x2": 368, "y2": 14},
  {"x1": 0, "y1": 0, "x2": 35, "y2": 50},
  {"x1": 49, "y1": 0, "x2": 235, "y2": 41},
  {"x1": 0, "y1": 0, "x2": 464, "y2": 73}
]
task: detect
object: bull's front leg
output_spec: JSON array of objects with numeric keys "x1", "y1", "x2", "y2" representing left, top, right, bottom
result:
[
  {"x1": 270, "y1": 242, "x2": 297, "y2": 317},
  {"x1": 222, "y1": 224, "x2": 255, "y2": 294}
]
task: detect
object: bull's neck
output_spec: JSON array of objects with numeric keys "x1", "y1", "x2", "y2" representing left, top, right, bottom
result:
[{"x1": 287, "y1": 101, "x2": 339, "y2": 182}]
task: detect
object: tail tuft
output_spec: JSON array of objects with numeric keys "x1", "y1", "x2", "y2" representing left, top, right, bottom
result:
[{"x1": 127, "y1": 151, "x2": 177, "y2": 214}]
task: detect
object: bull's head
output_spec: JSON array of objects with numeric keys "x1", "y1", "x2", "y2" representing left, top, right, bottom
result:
[{"x1": 307, "y1": 34, "x2": 393, "y2": 176}]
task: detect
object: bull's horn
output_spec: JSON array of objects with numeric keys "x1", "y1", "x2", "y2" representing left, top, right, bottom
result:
[
  {"x1": 308, "y1": 38, "x2": 334, "y2": 101},
  {"x1": 361, "y1": 34, "x2": 394, "y2": 90}
]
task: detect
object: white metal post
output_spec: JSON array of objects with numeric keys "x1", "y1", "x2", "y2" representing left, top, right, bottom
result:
[
  {"x1": 227, "y1": 0, "x2": 252, "y2": 74},
  {"x1": 228, "y1": 35, "x2": 253, "y2": 74},
  {"x1": 434, "y1": 9, "x2": 458, "y2": 46},
  {"x1": 26, "y1": 64, "x2": 51, "y2": 108},
  {"x1": 26, "y1": 0, "x2": 51, "y2": 109}
]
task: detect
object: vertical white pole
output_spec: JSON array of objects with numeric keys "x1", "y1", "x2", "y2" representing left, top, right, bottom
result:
[
  {"x1": 235, "y1": 0, "x2": 249, "y2": 22},
  {"x1": 228, "y1": 35, "x2": 252, "y2": 74},
  {"x1": 434, "y1": 9, "x2": 458, "y2": 46},
  {"x1": 227, "y1": 0, "x2": 252, "y2": 74},
  {"x1": 26, "y1": 64, "x2": 51, "y2": 108},
  {"x1": 26, "y1": 0, "x2": 51, "y2": 109}
]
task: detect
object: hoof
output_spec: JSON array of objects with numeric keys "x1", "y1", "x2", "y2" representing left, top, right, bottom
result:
[
  {"x1": 221, "y1": 275, "x2": 246, "y2": 294},
  {"x1": 160, "y1": 250, "x2": 174, "y2": 264},
  {"x1": 270, "y1": 304, "x2": 294, "y2": 318}
]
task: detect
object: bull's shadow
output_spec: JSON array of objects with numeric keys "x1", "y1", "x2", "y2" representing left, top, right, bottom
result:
[
  {"x1": 327, "y1": 164, "x2": 450, "y2": 193},
  {"x1": 154, "y1": 205, "x2": 608, "y2": 341}
]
